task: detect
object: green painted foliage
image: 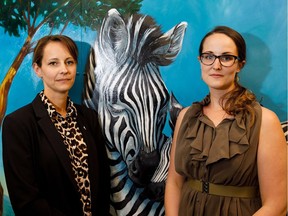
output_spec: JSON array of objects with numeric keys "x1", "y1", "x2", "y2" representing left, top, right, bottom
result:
[{"x1": 0, "y1": 0, "x2": 143, "y2": 36}]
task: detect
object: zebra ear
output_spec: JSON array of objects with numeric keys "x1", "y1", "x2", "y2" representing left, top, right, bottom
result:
[
  {"x1": 99, "y1": 8, "x2": 128, "y2": 63},
  {"x1": 151, "y1": 22, "x2": 187, "y2": 66}
]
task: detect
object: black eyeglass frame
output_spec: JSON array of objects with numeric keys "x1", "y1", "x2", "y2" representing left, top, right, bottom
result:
[{"x1": 199, "y1": 53, "x2": 240, "y2": 67}]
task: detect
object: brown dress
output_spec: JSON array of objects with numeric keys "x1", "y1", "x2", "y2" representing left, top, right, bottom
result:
[{"x1": 175, "y1": 96, "x2": 262, "y2": 216}]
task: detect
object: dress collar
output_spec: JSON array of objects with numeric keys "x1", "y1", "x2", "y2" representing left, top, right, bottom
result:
[
  {"x1": 183, "y1": 95, "x2": 250, "y2": 165},
  {"x1": 39, "y1": 90, "x2": 77, "y2": 119}
]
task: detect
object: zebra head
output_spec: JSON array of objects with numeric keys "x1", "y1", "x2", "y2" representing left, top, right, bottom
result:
[{"x1": 84, "y1": 8, "x2": 187, "y2": 201}]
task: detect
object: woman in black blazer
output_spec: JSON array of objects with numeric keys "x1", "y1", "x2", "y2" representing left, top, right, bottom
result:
[{"x1": 2, "y1": 35, "x2": 110, "y2": 216}]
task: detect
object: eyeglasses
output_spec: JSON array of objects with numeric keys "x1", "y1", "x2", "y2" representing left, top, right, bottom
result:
[{"x1": 200, "y1": 53, "x2": 240, "y2": 67}]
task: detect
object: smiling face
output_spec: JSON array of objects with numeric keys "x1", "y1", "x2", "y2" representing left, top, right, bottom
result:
[
  {"x1": 33, "y1": 41, "x2": 77, "y2": 99},
  {"x1": 199, "y1": 33, "x2": 241, "y2": 93}
]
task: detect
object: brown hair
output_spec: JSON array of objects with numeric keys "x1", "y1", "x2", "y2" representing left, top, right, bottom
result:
[
  {"x1": 199, "y1": 26, "x2": 257, "y2": 125},
  {"x1": 32, "y1": 35, "x2": 78, "y2": 67}
]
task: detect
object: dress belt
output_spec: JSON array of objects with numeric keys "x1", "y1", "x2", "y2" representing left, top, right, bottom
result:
[{"x1": 188, "y1": 179, "x2": 259, "y2": 198}]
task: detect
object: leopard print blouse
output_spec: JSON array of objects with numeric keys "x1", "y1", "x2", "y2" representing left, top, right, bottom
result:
[{"x1": 40, "y1": 91, "x2": 92, "y2": 216}]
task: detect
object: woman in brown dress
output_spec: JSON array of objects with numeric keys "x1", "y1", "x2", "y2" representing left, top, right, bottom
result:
[{"x1": 164, "y1": 26, "x2": 286, "y2": 216}]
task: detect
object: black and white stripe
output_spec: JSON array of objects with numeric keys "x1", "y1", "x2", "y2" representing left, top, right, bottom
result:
[
  {"x1": 281, "y1": 121, "x2": 288, "y2": 143},
  {"x1": 83, "y1": 8, "x2": 187, "y2": 216}
]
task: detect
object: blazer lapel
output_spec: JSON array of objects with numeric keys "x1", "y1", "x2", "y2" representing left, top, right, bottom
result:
[{"x1": 32, "y1": 95, "x2": 79, "y2": 191}]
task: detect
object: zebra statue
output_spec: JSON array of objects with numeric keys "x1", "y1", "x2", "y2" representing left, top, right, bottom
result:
[{"x1": 83, "y1": 8, "x2": 187, "y2": 216}]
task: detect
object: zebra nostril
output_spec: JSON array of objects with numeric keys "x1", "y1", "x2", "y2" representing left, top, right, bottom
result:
[{"x1": 130, "y1": 160, "x2": 140, "y2": 175}]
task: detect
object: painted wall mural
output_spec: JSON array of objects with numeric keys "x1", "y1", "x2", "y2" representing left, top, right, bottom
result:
[{"x1": 0, "y1": 0, "x2": 287, "y2": 215}]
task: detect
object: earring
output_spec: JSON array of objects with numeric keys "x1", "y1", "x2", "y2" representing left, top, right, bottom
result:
[{"x1": 235, "y1": 74, "x2": 240, "y2": 82}]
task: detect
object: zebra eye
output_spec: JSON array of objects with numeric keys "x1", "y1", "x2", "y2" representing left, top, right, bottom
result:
[{"x1": 108, "y1": 103, "x2": 125, "y2": 113}]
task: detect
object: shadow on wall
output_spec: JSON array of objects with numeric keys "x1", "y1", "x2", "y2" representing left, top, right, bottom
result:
[
  {"x1": 241, "y1": 33, "x2": 287, "y2": 120},
  {"x1": 0, "y1": 182, "x2": 3, "y2": 216},
  {"x1": 70, "y1": 41, "x2": 94, "y2": 104}
]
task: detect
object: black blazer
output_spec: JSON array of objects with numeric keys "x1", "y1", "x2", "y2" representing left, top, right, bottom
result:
[{"x1": 2, "y1": 95, "x2": 110, "y2": 216}]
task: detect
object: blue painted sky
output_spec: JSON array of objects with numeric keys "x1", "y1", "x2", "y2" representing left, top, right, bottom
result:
[{"x1": 140, "y1": 0, "x2": 287, "y2": 122}]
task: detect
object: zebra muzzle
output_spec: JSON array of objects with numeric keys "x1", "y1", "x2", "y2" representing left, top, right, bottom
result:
[{"x1": 128, "y1": 149, "x2": 160, "y2": 187}]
